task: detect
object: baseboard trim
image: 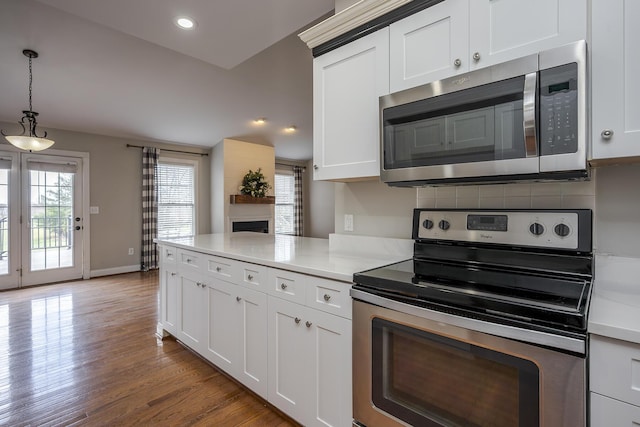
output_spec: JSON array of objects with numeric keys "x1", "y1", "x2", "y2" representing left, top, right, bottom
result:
[{"x1": 90, "y1": 265, "x2": 140, "y2": 278}]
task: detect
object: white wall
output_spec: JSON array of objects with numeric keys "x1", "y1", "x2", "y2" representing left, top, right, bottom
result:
[{"x1": 306, "y1": 159, "x2": 335, "y2": 237}]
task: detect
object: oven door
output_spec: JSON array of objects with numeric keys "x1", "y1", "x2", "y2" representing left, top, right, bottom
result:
[{"x1": 352, "y1": 294, "x2": 586, "y2": 427}]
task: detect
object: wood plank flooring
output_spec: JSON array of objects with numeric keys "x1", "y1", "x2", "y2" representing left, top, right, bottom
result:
[{"x1": 0, "y1": 272, "x2": 298, "y2": 426}]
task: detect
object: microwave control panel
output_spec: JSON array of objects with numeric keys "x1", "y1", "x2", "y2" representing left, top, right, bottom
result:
[{"x1": 539, "y1": 63, "x2": 578, "y2": 156}]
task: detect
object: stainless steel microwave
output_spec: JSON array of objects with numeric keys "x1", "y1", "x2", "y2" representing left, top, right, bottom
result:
[{"x1": 380, "y1": 40, "x2": 587, "y2": 186}]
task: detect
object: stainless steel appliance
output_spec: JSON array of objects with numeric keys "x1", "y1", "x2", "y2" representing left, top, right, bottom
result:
[
  {"x1": 352, "y1": 209, "x2": 592, "y2": 427},
  {"x1": 380, "y1": 41, "x2": 587, "y2": 186}
]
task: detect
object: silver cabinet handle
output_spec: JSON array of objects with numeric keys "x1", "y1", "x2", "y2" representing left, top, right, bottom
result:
[
  {"x1": 294, "y1": 317, "x2": 301, "y2": 324},
  {"x1": 313, "y1": 164, "x2": 318, "y2": 170},
  {"x1": 236, "y1": 296, "x2": 242, "y2": 302},
  {"x1": 473, "y1": 52, "x2": 481, "y2": 62},
  {"x1": 453, "y1": 58, "x2": 461, "y2": 67},
  {"x1": 196, "y1": 282, "x2": 202, "y2": 288},
  {"x1": 247, "y1": 274, "x2": 254, "y2": 281},
  {"x1": 323, "y1": 294, "x2": 331, "y2": 302},
  {"x1": 186, "y1": 258, "x2": 192, "y2": 263},
  {"x1": 306, "y1": 321, "x2": 312, "y2": 328},
  {"x1": 216, "y1": 266, "x2": 221, "y2": 272},
  {"x1": 601, "y1": 129, "x2": 614, "y2": 140},
  {"x1": 280, "y1": 283, "x2": 288, "y2": 290},
  {"x1": 170, "y1": 272, "x2": 177, "y2": 276}
]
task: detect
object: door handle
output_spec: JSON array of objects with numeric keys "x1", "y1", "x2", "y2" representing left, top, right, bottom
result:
[{"x1": 75, "y1": 226, "x2": 81, "y2": 230}]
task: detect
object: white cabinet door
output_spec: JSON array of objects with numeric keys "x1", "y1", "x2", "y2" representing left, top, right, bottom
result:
[
  {"x1": 591, "y1": 0, "x2": 640, "y2": 160},
  {"x1": 267, "y1": 296, "x2": 310, "y2": 424},
  {"x1": 591, "y1": 393, "x2": 640, "y2": 427},
  {"x1": 389, "y1": 0, "x2": 469, "y2": 92},
  {"x1": 203, "y1": 278, "x2": 238, "y2": 375},
  {"x1": 469, "y1": 0, "x2": 586, "y2": 70},
  {"x1": 176, "y1": 272, "x2": 207, "y2": 352},
  {"x1": 313, "y1": 27, "x2": 389, "y2": 181},
  {"x1": 306, "y1": 307, "x2": 352, "y2": 427},
  {"x1": 236, "y1": 286, "x2": 268, "y2": 399},
  {"x1": 268, "y1": 296, "x2": 352, "y2": 427},
  {"x1": 160, "y1": 265, "x2": 178, "y2": 335}
]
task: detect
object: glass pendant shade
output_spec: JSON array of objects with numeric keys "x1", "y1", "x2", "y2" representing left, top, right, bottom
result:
[
  {"x1": 5, "y1": 135, "x2": 55, "y2": 152},
  {"x1": 2, "y1": 49, "x2": 55, "y2": 152}
]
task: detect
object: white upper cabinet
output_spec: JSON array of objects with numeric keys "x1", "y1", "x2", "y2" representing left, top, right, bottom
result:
[
  {"x1": 468, "y1": 0, "x2": 587, "y2": 70},
  {"x1": 313, "y1": 28, "x2": 389, "y2": 181},
  {"x1": 590, "y1": 0, "x2": 640, "y2": 161},
  {"x1": 390, "y1": 0, "x2": 469, "y2": 93},
  {"x1": 389, "y1": 0, "x2": 587, "y2": 93}
]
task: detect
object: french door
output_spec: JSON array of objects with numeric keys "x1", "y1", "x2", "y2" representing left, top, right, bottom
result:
[{"x1": 0, "y1": 150, "x2": 85, "y2": 289}]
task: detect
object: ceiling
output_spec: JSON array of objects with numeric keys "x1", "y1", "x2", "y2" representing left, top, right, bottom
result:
[{"x1": 0, "y1": 0, "x2": 335, "y2": 160}]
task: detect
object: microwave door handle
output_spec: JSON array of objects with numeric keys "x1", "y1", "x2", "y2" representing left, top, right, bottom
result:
[{"x1": 523, "y1": 72, "x2": 538, "y2": 157}]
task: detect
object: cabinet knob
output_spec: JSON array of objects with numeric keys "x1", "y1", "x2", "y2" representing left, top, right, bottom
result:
[
  {"x1": 216, "y1": 266, "x2": 221, "y2": 272},
  {"x1": 601, "y1": 129, "x2": 614, "y2": 140},
  {"x1": 453, "y1": 58, "x2": 462, "y2": 67},
  {"x1": 305, "y1": 321, "x2": 312, "y2": 328},
  {"x1": 323, "y1": 294, "x2": 331, "y2": 302},
  {"x1": 236, "y1": 296, "x2": 242, "y2": 302},
  {"x1": 473, "y1": 52, "x2": 481, "y2": 62},
  {"x1": 295, "y1": 317, "x2": 301, "y2": 324},
  {"x1": 186, "y1": 258, "x2": 192, "y2": 263},
  {"x1": 196, "y1": 282, "x2": 202, "y2": 288},
  {"x1": 170, "y1": 272, "x2": 176, "y2": 276},
  {"x1": 280, "y1": 283, "x2": 288, "y2": 290},
  {"x1": 313, "y1": 164, "x2": 318, "y2": 170},
  {"x1": 247, "y1": 274, "x2": 254, "y2": 281}
]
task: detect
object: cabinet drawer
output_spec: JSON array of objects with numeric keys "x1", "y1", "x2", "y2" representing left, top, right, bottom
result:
[
  {"x1": 591, "y1": 392, "x2": 640, "y2": 426},
  {"x1": 305, "y1": 277, "x2": 352, "y2": 319},
  {"x1": 161, "y1": 245, "x2": 177, "y2": 264},
  {"x1": 205, "y1": 255, "x2": 236, "y2": 282},
  {"x1": 590, "y1": 334, "x2": 640, "y2": 406},
  {"x1": 237, "y1": 262, "x2": 267, "y2": 291},
  {"x1": 178, "y1": 249, "x2": 202, "y2": 272},
  {"x1": 267, "y1": 268, "x2": 306, "y2": 304}
]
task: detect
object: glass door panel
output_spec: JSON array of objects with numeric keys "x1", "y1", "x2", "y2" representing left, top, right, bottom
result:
[
  {"x1": 0, "y1": 152, "x2": 19, "y2": 290},
  {"x1": 21, "y1": 154, "x2": 83, "y2": 287}
]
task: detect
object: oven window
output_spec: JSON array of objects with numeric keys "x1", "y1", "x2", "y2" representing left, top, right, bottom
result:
[{"x1": 372, "y1": 318, "x2": 539, "y2": 427}]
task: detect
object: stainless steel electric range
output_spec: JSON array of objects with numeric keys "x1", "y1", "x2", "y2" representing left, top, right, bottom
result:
[{"x1": 351, "y1": 209, "x2": 593, "y2": 427}]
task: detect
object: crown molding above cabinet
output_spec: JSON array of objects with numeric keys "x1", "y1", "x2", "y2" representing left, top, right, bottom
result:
[{"x1": 299, "y1": 0, "x2": 411, "y2": 49}]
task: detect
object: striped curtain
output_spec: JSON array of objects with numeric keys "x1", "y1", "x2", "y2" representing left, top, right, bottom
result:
[
  {"x1": 141, "y1": 147, "x2": 159, "y2": 271},
  {"x1": 293, "y1": 166, "x2": 303, "y2": 236}
]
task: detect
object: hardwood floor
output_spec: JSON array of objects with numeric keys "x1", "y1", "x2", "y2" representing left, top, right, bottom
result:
[{"x1": 0, "y1": 272, "x2": 298, "y2": 426}]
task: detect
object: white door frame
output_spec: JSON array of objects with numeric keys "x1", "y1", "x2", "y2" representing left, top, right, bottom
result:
[{"x1": 0, "y1": 146, "x2": 90, "y2": 288}]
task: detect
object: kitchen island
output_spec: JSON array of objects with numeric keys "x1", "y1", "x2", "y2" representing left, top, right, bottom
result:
[{"x1": 155, "y1": 232, "x2": 411, "y2": 427}]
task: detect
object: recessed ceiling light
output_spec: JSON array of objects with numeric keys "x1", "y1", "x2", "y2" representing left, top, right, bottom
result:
[
  {"x1": 175, "y1": 16, "x2": 196, "y2": 29},
  {"x1": 254, "y1": 118, "x2": 267, "y2": 125},
  {"x1": 284, "y1": 125, "x2": 297, "y2": 133}
]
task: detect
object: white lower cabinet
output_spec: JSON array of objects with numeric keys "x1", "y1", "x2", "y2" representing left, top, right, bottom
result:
[
  {"x1": 591, "y1": 393, "x2": 640, "y2": 426},
  {"x1": 159, "y1": 264, "x2": 178, "y2": 335},
  {"x1": 267, "y1": 296, "x2": 352, "y2": 427},
  {"x1": 208, "y1": 280, "x2": 269, "y2": 398},
  {"x1": 162, "y1": 249, "x2": 352, "y2": 425},
  {"x1": 176, "y1": 270, "x2": 208, "y2": 353}
]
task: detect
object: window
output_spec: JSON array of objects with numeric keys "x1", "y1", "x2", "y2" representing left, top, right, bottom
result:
[
  {"x1": 275, "y1": 171, "x2": 294, "y2": 234},
  {"x1": 156, "y1": 160, "x2": 196, "y2": 239}
]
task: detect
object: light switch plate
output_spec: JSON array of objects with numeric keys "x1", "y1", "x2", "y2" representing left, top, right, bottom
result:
[
  {"x1": 344, "y1": 214, "x2": 354, "y2": 232},
  {"x1": 90, "y1": 206, "x2": 99, "y2": 214}
]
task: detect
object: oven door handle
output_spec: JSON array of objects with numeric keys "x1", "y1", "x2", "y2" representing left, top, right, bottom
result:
[{"x1": 350, "y1": 288, "x2": 585, "y2": 354}]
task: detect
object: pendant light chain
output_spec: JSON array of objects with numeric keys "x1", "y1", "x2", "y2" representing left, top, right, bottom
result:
[{"x1": 28, "y1": 54, "x2": 33, "y2": 113}]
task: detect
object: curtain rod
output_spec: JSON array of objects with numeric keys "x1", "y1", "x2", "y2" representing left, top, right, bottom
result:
[
  {"x1": 126, "y1": 144, "x2": 209, "y2": 156},
  {"x1": 275, "y1": 162, "x2": 306, "y2": 171}
]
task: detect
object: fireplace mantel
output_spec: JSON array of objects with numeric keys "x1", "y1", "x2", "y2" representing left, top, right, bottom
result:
[{"x1": 229, "y1": 195, "x2": 276, "y2": 204}]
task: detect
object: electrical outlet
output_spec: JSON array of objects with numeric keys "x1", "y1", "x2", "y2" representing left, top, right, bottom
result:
[
  {"x1": 128, "y1": 248, "x2": 134, "y2": 255},
  {"x1": 344, "y1": 214, "x2": 354, "y2": 232}
]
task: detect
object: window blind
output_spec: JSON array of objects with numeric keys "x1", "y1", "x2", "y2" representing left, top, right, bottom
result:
[
  {"x1": 275, "y1": 172, "x2": 294, "y2": 235},
  {"x1": 157, "y1": 162, "x2": 195, "y2": 239}
]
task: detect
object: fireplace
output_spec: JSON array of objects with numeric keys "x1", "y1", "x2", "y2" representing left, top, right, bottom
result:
[{"x1": 231, "y1": 220, "x2": 269, "y2": 234}]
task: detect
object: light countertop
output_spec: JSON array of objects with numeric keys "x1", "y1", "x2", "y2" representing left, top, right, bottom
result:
[
  {"x1": 155, "y1": 233, "x2": 412, "y2": 283},
  {"x1": 588, "y1": 254, "x2": 640, "y2": 344}
]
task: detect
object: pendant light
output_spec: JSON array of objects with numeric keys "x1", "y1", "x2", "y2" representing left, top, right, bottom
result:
[{"x1": 1, "y1": 49, "x2": 54, "y2": 152}]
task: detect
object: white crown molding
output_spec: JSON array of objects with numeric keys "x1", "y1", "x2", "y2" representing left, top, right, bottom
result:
[{"x1": 299, "y1": 0, "x2": 411, "y2": 49}]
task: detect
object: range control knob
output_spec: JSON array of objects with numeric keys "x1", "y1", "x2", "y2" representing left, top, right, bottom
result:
[
  {"x1": 422, "y1": 219, "x2": 434, "y2": 230},
  {"x1": 439, "y1": 220, "x2": 450, "y2": 231},
  {"x1": 554, "y1": 223, "x2": 571, "y2": 237},
  {"x1": 529, "y1": 222, "x2": 545, "y2": 236}
]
